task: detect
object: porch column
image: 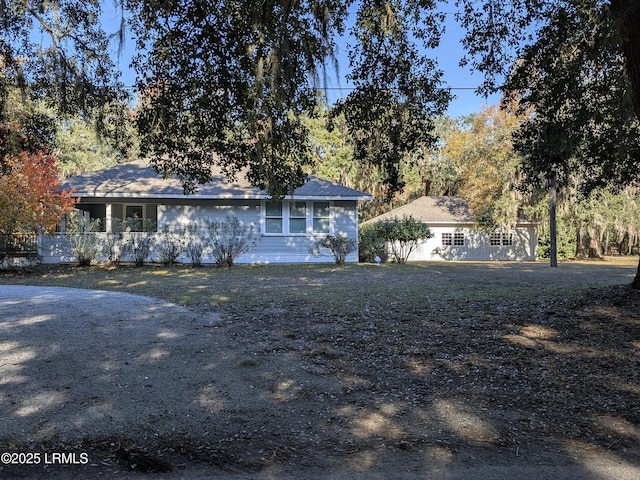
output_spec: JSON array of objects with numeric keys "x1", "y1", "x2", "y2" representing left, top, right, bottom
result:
[{"x1": 105, "y1": 204, "x2": 112, "y2": 233}]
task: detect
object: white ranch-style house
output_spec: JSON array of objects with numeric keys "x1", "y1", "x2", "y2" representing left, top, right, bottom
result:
[
  {"x1": 41, "y1": 160, "x2": 371, "y2": 264},
  {"x1": 366, "y1": 196, "x2": 539, "y2": 262}
]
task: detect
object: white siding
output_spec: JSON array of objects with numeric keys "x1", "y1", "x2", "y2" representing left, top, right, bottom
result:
[
  {"x1": 158, "y1": 200, "x2": 261, "y2": 230},
  {"x1": 39, "y1": 234, "x2": 77, "y2": 264},
  {"x1": 390, "y1": 223, "x2": 538, "y2": 262}
]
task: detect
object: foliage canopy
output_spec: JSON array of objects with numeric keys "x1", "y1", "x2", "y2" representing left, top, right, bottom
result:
[
  {"x1": 371, "y1": 216, "x2": 433, "y2": 263},
  {"x1": 0, "y1": 0, "x2": 130, "y2": 142},
  {"x1": 126, "y1": 0, "x2": 449, "y2": 198},
  {"x1": 0, "y1": 151, "x2": 75, "y2": 235}
]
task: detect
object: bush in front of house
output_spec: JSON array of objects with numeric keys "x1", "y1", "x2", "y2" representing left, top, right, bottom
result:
[
  {"x1": 156, "y1": 226, "x2": 185, "y2": 266},
  {"x1": 105, "y1": 217, "x2": 126, "y2": 266},
  {"x1": 123, "y1": 218, "x2": 156, "y2": 267},
  {"x1": 67, "y1": 213, "x2": 103, "y2": 266},
  {"x1": 205, "y1": 215, "x2": 260, "y2": 267},
  {"x1": 358, "y1": 223, "x2": 389, "y2": 263},
  {"x1": 310, "y1": 234, "x2": 356, "y2": 265},
  {"x1": 184, "y1": 222, "x2": 208, "y2": 267},
  {"x1": 369, "y1": 216, "x2": 432, "y2": 264}
]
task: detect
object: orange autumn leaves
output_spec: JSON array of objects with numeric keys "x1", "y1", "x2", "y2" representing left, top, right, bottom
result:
[{"x1": 0, "y1": 151, "x2": 75, "y2": 235}]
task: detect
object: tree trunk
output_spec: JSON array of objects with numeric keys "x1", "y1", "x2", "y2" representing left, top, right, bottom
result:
[
  {"x1": 633, "y1": 256, "x2": 640, "y2": 289},
  {"x1": 588, "y1": 233, "x2": 602, "y2": 259},
  {"x1": 611, "y1": 0, "x2": 640, "y2": 118},
  {"x1": 611, "y1": 0, "x2": 640, "y2": 288},
  {"x1": 549, "y1": 173, "x2": 558, "y2": 267},
  {"x1": 575, "y1": 229, "x2": 587, "y2": 258}
]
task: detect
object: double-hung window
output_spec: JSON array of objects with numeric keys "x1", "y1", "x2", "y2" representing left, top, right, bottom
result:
[
  {"x1": 265, "y1": 201, "x2": 283, "y2": 234},
  {"x1": 313, "y1": 202, "x2": 331, "y2": 234},
  {"x1": 289, "y1": 201, "x2": 307, "y2": 233},
  {"x1": 263, "y1": 200, "x2": 332, "y2": 235}
]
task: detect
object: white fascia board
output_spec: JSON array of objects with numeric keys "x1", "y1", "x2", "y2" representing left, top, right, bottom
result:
[
  {"x1": 282, "y1": 195, "x2": 373, "y2": 201},
  {"x1": 74, "y1": 192, "x2": 372, "y2": 202}
]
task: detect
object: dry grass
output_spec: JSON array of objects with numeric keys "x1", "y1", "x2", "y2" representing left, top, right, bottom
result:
[
  {"x1": 4, "y1": 256, "x2": 637, "y2": 311},
  {"x1": 2, "y1": 256, "x2": 639, "y2": 473}
]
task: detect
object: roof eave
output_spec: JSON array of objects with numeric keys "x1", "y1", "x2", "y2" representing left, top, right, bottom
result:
[{"x1": 74, "y1": 192, "x2": 373, "y2": 202}]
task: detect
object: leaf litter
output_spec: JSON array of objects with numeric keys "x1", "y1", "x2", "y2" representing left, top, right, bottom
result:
[{"x1": 1, "y1": 259, "x2": 639, "y2": 476}]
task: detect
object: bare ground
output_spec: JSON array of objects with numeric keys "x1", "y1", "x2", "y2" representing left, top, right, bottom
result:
[{"x1": 0, "y1": 259, "x2": 639, "y2": 479}]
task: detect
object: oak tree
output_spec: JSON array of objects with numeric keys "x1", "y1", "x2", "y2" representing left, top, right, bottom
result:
[
  {"x1": 127, "y1": 0, "x2": 449, "y2": 198},
  {"x1": 1, "y1": 0, "x2": 130, "y2": 137},
  {"x1": 331, "y1": 1, "x2": 451, "y2": 199},
  {"x1": 457, "y1": 0, "x2": 640, "y2": 285}
]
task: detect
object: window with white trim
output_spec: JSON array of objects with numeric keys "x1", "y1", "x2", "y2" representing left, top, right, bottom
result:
[
  {"x1": 289, "y1": 201, "x2": 307, "y2": 233},
  {"x1": 442, "y1": 233, "x2": 452, "y2": 246},
  {"x1": 313, "y1": 202, "x2": 331, "y2": 233},
  {"x1": 265, "y1": 201, "x2": 283, "y2": 234},
  {"x1": 454, "y1": 232, "x2": 465, "y2": 246},
  {"x1": 263, "y1": 200, "x2": 333, "y2": 235},
  {"x1": 490, "y1": 232, "x2": 513, "y2": 246}
]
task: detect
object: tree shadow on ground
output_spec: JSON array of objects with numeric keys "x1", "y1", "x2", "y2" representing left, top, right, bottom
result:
[{"x1": 0, "y1": 274, "x2": 638, "y2": 479}]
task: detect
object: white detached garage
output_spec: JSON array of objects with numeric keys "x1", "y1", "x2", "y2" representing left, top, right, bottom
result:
[{"x1": 365, "y1": 196, "x2": 539, "y2": 261}]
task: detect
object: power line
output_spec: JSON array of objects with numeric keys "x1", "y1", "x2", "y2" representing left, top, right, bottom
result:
[
  {"x1": 318, "y1": 87, "x2": 481, "y2": 91},
  {"x1": 122, "y1": 86, "x2": 482, "y2": 91}
]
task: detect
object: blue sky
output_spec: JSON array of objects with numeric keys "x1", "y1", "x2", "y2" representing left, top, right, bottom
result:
[
  {"x1": 322, "y1": 10, "x2": 503, "y2": 118},
  {"x1": 105, "y1": 6, "x2": 501, "y2": 119},
  {"x1": 432, "y1": 17, "x2": 503, "y2": 118}
]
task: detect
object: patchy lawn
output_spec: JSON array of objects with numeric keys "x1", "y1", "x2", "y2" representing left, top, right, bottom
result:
[{"x1": 1, "y1": 257, "x2": 639, "y2": 477}]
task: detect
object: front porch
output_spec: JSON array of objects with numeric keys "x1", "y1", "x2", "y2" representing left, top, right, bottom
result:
[{"x1": 70, "y1": 202, "x2": 159, "y2": 232}]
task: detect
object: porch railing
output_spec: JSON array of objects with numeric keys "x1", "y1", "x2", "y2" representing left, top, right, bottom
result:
[{"x1": 0, "y1": 234, "x2": 39, "y2": 258}]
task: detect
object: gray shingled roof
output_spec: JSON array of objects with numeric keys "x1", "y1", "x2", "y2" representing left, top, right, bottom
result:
[
  {"x1": 365, "y1": 196, "x2": 475, "y2": 224},
  {"x1": 64, "y1": 160, "x2": 371, "y2": 201}
]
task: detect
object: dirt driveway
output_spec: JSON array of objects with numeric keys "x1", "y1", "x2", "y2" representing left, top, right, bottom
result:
[{"x1": 0, "y1": 284, "x2": 639, "y2": 479}]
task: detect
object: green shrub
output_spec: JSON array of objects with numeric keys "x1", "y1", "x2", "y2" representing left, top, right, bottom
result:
[
  {"x1": 371, "y1": 216, "x2": 432, "y2": 264},
  {"x1": 310, "y1": 234, "x2": 356, "y2": 265},
  {"x1": 184, "y1": 222, "x2": 207, "y2": 267},
  {"x1": 105, "y1": 218, "x2": 126, "y2": 266},
  {"x1": 66, "y1": 213, "x2": 102, "y2": 266},
  {"x1": 156, "y1": 227, "x2": 184, "y2": 266},
  {"x1": 123, "y1": 218, "x2": 156, "y2": 267},
  {"x1": 358, "y1": 223, "x2": 388, "y2": 263}
]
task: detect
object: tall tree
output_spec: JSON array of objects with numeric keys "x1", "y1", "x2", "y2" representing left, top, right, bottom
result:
[
  {"x1": 457, "y1": 0, "x2": 640, "y2": 286},
  {"x1": 128, "y1": 0, "x2": 349, "y2": 198},
  {"x1": 456, "y1": 0, "x2": 640, "y2": 117},
  {"x1": 442, "y1": 104, "x2": 531, "y2": 231},
  {"x1": 331, "y1": 1, "x2": 450, "y2": 199},
  {"x1": 509, "y1": 3, "x2": 640, "y2": 270},
  {"x1": 418, "y1": 116, "x2": 464, "y2": 198},
  {"x1": 306, "y1": 111, "x2": 356, "y2": 189},
  {"x1": 0, "y1": 87, "x2": 58, "y2": 164},
  {"x1": 611, "y1": 0, "x2": 640, "y2": 117},
  {"x1": 0, "y1": 0, "x2": 129, "y2": 138},
  {"x1": 54, "y1": 114, "x2": 137, "y2": 177},
  {"x1": 128, "y1": 1, "x2": 449, "y2": 198}
]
